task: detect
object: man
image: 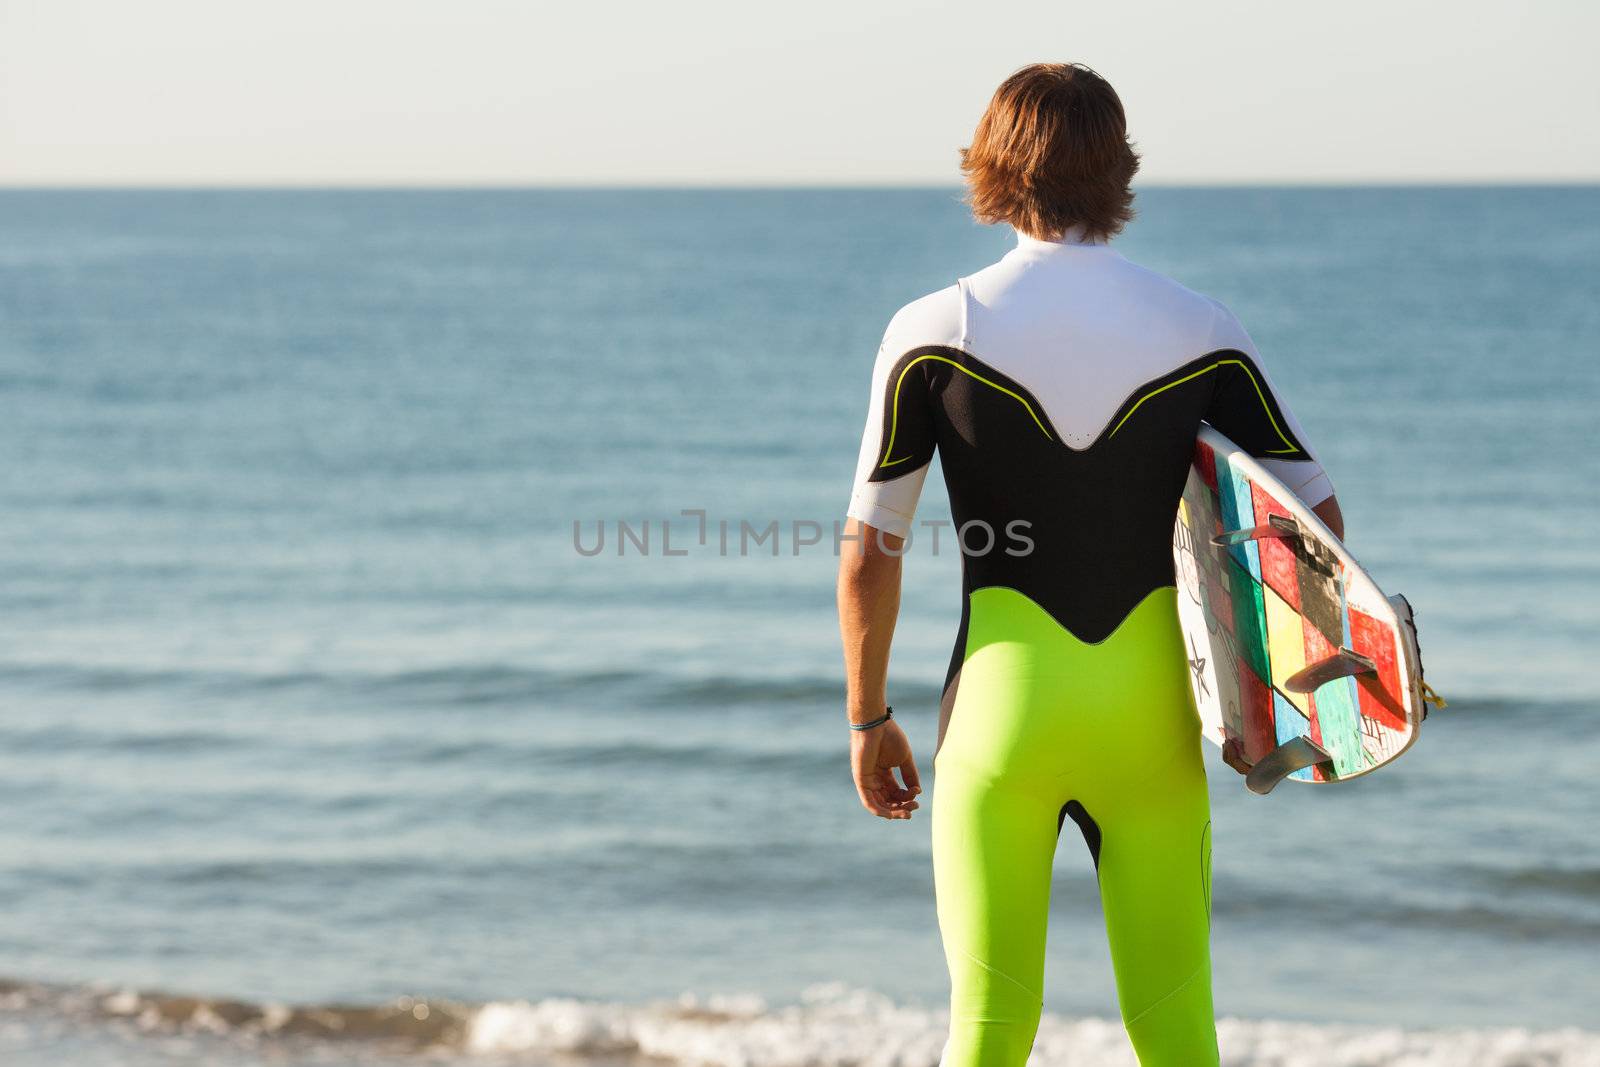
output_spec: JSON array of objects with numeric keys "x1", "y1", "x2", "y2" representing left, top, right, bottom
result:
[{"x1": 836, "y1": 63, "x2": 1342, "y2": 1066}]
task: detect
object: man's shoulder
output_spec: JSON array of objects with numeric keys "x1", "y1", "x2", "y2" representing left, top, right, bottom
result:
[
  {"x1": 1112, "y1": 253, "x2": 1229, "y2": 315},
  {"x1": 881, "y1": 283, "x2": 963, "y2": 354},
  {"x1": 1110, "y1": 252, "x2": 1246, "y2": 344}
]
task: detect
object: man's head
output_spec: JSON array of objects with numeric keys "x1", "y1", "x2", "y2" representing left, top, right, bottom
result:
[{"x1": 961, "y1": 63, "x2": 1140, "y2": 243}]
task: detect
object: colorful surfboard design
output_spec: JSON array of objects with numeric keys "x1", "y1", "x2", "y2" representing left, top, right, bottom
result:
[{"x1": 1173, "y1": 426, "x2": 1430, "y2": 789}]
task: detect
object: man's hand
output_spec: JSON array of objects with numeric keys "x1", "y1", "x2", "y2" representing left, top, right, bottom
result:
[
  {"x1": 850, "y1": 720, "x2": 922, "y2": 819},
  {"x1": 1221, "y1": 737, "x2": 1252, "y2": 776}
]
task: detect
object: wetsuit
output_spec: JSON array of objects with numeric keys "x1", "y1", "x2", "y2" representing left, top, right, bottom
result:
[{"x1": 846, "y1": 229, "x2": 1332, "y2": 1066}]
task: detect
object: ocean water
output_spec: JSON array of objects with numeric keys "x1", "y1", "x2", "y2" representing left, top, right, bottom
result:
[{"x1": 0, "y1": 187, "x2": 1596, "y2": 1065}]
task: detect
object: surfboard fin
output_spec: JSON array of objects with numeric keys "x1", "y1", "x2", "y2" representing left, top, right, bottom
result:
[
  {"x1": 1211, "y1": 513, "x2": 1300, "y2": 547},
  {"x1": 1284, "y1": 648, "x2": 1378, "y2": 693},
  {"x1": 1246, "y1": 735, "x2": 1332, "y2": 795}
]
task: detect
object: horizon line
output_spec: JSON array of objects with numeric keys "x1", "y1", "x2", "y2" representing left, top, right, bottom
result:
[{"x1": 2, "y1": 178, "x2": 1598, "y2": 192}]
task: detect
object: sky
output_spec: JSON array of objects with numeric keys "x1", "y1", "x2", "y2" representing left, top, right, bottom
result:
[{"x1": 2, "y1": 0, "x2": 1597, "y2": 186}]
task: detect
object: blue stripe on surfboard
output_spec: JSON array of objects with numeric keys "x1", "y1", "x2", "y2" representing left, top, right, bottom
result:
[
  {"x1": 1272, "y1": 691, "x2": 1316, "y2": 782},
  {"x1": 1314, "y1": 675, "x2": 1364, "y2": 778},
  {"x1": 1215, "y1": 454, "x2": 1262, "y2": 580}
]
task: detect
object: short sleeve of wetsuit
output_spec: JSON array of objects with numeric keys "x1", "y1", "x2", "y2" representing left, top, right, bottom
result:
[
  {"x1": 845, "y1": 290, "x2": 958, "y2": 539},
  {"x1": 1203, "y1": 303, "x2": 1335, "y2": 507}
]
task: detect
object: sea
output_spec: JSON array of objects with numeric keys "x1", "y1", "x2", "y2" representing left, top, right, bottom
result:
[{"x1": 0, "y1": 187, "x2": 1595, "y2": 1065}]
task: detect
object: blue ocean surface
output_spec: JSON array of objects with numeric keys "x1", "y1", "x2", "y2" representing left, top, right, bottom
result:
[{"x1": 0, "y1": 188, "x2": 1596, "y2": 1065}]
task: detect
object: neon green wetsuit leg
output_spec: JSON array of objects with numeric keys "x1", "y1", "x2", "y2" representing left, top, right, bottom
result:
[{"x1": 932, "y1": 586, "x2": 1218, "y2": 1067}]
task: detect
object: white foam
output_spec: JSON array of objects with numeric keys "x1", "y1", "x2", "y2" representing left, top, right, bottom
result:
[{"x1": 467, "y1": 983, "x2": 1600, "y2": 1067}]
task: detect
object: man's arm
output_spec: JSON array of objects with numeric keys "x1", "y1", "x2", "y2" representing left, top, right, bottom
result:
[
  {"x1": 837, "y1": 518, "x2": 921, "y2": 820},
  {"x1": 838, "y1": 518, "x2": 901, "y2": 720},
  {"x1": 839, "y1": 294, "x2": 957, "y2": 818}
]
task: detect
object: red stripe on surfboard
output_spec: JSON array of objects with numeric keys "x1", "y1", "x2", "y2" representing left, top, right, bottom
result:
[
  {"x1": 1302, "y1": 625, "x2": 1337, "y2": 782},
  {"x1": 1349, "y1": 607, "x2": 1406, "y2": 732},
  {"x1": 1196, "y1": 440, "x2": 1218, "y2": 490},
  {"x1": 1302, "y1": 622, "x2": 1337, "y2": 669},
  {"x1": 1250, "y1": 482, "x2": 1301, "y2": 611},
  {"x1": 1241, "y1": 665, "x2": 1275, "y2": 764}
]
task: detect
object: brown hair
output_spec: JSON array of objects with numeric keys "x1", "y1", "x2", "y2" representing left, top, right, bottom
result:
[{"x1": 960, "y1": 63, "x2": 1140, "y2": 242}]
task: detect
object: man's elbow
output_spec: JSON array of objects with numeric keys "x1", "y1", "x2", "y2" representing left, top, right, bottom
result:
[
  {"x1": 1312, "y1": 495, "x2": 1345, "y2": 541},
  {"x1": 838, "y1": 519, "x2": 905, "y2": 581}
]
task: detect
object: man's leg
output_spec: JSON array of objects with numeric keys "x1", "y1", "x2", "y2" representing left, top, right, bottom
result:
[
  {"x1": 1094, "y1": 734, "x2": 1219, "y2": 1066},
  {"x1": 931, "y1": 755, "x2": 1060, "y2": 1067}
]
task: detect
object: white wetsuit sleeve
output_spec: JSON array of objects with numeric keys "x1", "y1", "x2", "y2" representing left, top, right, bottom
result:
[
  {"x1": 845, "y1": 288, "x2": 963, "y2": 538},
  {"x1": 845, "y1": 336, "x2": 933, "y2": 539},
  {"x1": 1205, "y1": 304, "x2": 1336, "y2": 507}
]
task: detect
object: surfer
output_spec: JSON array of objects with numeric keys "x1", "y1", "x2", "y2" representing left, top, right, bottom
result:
[{"x1": 836, "y1": 64, "x2": 1344, "y2": 1066}]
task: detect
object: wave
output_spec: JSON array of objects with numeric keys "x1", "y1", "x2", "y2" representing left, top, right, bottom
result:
[
  {"x1": 2, "y1": 978, "x2": 1596, "y2": 1066},
  {"x1": 0, "y1": 656, "x2": 1565, "y2": 717},
  {"x1": 0, "y1": 976, "x2": 470, "y2": 1047},
  {"x1": 1466, "y1": 863, "x2": 1600, "y2": 897},
  {"x1": 1212, "y1": 880, "x2": 1600, "y2": 944},
  {"x1": 470, "y1": 986, "x2": 1600, "y2": 1066},
  {"x1": 0, "y1": 659, "x2": 885, "y2": 709}
]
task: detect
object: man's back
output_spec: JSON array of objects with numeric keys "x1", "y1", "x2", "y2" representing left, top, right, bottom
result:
[{"x1": 848, "y1": 229, "x2": 1333, "y2": 646}]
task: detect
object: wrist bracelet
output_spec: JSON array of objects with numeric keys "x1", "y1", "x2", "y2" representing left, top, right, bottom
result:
[{"x1": 849, "y1": 706, "x2": 893, "y2": 731}]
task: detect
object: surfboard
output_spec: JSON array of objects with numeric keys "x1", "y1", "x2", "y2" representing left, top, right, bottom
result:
[{"x1": 1172, "y1": 425, "x2": 1437, "y2": 794}]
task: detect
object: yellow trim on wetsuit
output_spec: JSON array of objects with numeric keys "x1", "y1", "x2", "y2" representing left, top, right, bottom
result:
[
  {"x1": 880, "y1": 354, "x2": 1052, "y2": 468},
  {"x1": 1107, "y1": 358, "x2": 1301, "y2": 455}
]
